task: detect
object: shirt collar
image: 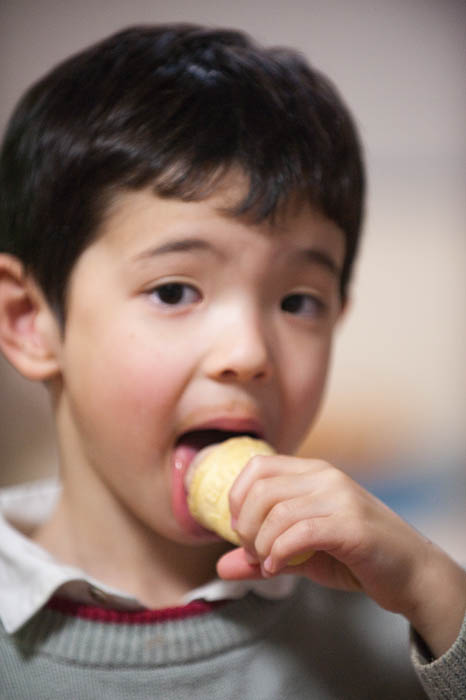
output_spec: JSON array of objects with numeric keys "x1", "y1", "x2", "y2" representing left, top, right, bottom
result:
[{"x1": 0, "y1": 478, "x2": 296, "y2": 634}]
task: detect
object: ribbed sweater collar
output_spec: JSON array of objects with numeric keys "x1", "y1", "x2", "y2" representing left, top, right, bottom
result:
[{"x1": 10, "y1": 585, "x2": 301, "y2": 668}]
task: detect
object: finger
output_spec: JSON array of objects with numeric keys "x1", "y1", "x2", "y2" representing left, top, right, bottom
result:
[
  {"x1": 260, "y1": 516, "x2": 323, "y2": 575},
  {"x1": 263, "y1": 509, "x2": 369, "y2": 578},
  {"x1": 216, "y1": 547, "x2": 264, "y2": 580},
  {"x1": 235, "y1": 476, "x2": 320, "y2": 551},
  {"x1": 229, "y1": 455, "x2": 319, "y2": 521},
  {"x1": 282, "y1": 550, "x2": 363, "y2": 592},
  {"x1": 252, "y1": 472, "x2": 368, "y2": 561},
  {"x1": 252, "y1": 494, "x2": 327, "y2": 561}
]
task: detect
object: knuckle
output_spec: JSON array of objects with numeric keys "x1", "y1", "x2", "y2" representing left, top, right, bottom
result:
[
  {"x1": 249, "y1": 478, "x2": 268, "y2": 501},
  {"x1": 324, "y1": 466, "x2": 347, "y2": 488},
  {"x1": 247, "y1": 455, "x2": 267, "y2": 474},
  {"x1": 299, "y1": 518, "x2": 316, "y2": 540},
  {"x1": 319, "y1": 466, "x2": 355, "y2": 501},
  {"x1": 315, "y1": 459, "x2": 332, "y2": 472},
  {"x1": 268, "y1": 500, "x2": 293, "y2": 525}
]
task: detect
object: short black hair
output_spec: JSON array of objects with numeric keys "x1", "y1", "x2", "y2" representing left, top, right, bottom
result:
[{"x1": 0, "y1": 24, "x2": 365, "y2": 322}]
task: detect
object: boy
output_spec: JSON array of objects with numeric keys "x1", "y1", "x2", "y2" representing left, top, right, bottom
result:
[{"x1": 0, "y1": 24, "x2": 464, "y2": 699}]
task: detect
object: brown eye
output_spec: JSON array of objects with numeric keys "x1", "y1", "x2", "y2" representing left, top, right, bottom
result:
[
  {"x1": 281, "y1": 293, "x2": 325, "y2": 318},
  {"x1": 150, "y1": 283, "x2": 201, "y2": 307}
]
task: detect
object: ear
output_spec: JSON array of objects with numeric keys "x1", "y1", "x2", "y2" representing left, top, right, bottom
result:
[{"x1": 0, "y1": 254, "x2": 62, "y2": 381}]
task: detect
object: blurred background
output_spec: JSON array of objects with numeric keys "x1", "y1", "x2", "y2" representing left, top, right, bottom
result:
[{"x1": 1, "y1": 0, "x2": 465, "y2": 562}]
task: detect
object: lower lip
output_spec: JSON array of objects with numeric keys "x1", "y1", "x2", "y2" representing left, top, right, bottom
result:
[{"x1": 171, "y1": 443, "x2": 219, "y2": 539}]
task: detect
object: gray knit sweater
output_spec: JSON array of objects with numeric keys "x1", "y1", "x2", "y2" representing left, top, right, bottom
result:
[{"x1": 1, "y1": 580, "x2": 464, "y2": 699}]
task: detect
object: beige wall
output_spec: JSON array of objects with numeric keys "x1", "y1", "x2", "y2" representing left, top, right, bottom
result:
[{"x1": 1, "y1": 1, "x2": 465, "y2": 493}]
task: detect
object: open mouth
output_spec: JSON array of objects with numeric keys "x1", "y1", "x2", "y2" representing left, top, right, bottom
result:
[
  {"x1": 176, "y1": 428, "x2": 262, "y2": 452},
  {"x1": 171, "y1": 427, "x2": 262, "y2": 538}
]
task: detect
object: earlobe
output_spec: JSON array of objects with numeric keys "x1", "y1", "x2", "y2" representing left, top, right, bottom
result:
[{"x1": 0, "y1": 254, "x2": 61, "y2": 381}]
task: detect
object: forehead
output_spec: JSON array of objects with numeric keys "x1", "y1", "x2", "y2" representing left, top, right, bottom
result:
[{"x1": 96, "y1": 174, "x2": 345, "y2": 267}]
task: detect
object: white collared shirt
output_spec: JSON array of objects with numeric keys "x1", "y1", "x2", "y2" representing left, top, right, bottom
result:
[{"x1": 0, "y1": 477, "x2": 296, "y2": 634}]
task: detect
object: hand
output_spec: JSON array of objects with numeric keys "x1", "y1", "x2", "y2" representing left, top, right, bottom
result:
[{"x1": 216, "y1": 454, "x2": 466, "y2": 658}]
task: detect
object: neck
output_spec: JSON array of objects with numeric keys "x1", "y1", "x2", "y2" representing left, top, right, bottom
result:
[
  {"x1": 32, "y1": 476, "x2": 228, "y2": 610},
  {"x1": 33, "y1": 394, "x2": 229, "y2": 608}
]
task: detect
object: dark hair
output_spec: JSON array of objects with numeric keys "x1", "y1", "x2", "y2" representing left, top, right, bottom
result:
[{"x1": 0, "y1": 24, "x2": 365, "y2": 322}]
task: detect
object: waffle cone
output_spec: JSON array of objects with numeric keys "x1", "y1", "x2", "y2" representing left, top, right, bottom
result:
[{"x1": 187, "y1": 436, "x2": 312, "y2": 566}]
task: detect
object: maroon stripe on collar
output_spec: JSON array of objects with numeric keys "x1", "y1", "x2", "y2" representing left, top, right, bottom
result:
[{"x1": 46, "y1": 596, "x2": 229, "y2": 624}]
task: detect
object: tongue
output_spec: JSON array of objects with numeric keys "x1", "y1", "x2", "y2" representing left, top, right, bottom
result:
[{"x1": 172, "y1": 441, "x2": 220, "y2": 538}]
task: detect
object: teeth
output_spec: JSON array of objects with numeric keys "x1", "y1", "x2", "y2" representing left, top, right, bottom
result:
[{"x1": 186, "y1": 436, "x2": 313, "y2": 567}]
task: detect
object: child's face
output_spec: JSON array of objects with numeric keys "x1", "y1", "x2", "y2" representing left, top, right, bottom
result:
[{"x1": 55, "y1": 178, "x2": 345, "y2": 546}]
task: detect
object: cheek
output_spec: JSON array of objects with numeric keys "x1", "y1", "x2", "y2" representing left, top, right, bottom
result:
[
  {"x1": 63, "y1": 322, "x2": 188, "y2": 453},
  {"x1": 96, "y1": 345, "x2": 185, "y2": 430},
  {"x1": 280, "y1": 341, "x2": 333, "y2": 450}
]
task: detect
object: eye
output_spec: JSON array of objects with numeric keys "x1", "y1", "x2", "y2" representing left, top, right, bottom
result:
[
  {"x1": 281, "y1": 293, "x2": 326, "y2": 319},
  {"x1": 149, "y1": 282, "x2": 201, "y2": 308}
]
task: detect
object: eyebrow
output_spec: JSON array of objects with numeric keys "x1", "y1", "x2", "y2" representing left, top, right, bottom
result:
[
  {"x1": 133, "y1": 238, "x2": 218, "y2": 261},
  {"x1": 294, "y1": 248, "x2": 342, "y2": 278},
  {"x1": 133, "y1": 238, "x2": 341, "y2": 278}
]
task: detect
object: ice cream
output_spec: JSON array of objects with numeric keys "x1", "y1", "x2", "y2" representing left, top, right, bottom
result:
[{"x1": 186, "y1": 436, "x2": 311, "y2": 566}]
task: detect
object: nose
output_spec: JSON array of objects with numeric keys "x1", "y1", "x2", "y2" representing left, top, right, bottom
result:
[{"x1": 203, "y1": 309, "x2": 274, "y2": 384}]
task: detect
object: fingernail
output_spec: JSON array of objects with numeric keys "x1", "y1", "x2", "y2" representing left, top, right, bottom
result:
[{"x1": 263, "y1": 556, "x2": 273, "y2": 574}]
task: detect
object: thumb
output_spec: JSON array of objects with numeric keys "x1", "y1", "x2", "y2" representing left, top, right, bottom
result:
[{"x1": 216, "y1": 547, "x2": 264, "y2": 580}]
